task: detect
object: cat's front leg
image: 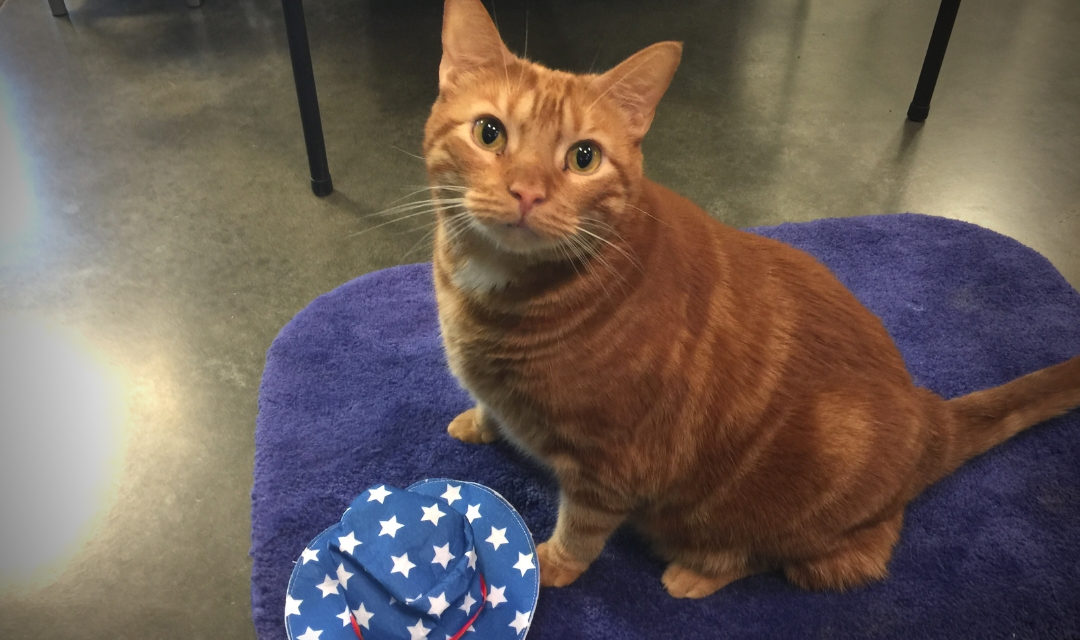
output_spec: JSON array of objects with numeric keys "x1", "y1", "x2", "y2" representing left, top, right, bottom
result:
[
  {"x1": 446, "y1": 405, "x2": 499, "y2": 444},
  {"x1": 538, "y1": 489, "x2": 627, "y2": 587}
]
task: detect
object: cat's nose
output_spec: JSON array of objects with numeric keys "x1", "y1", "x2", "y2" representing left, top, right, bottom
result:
[{"x1": 509, "y1": 186, "x2": 546, "y2": 217}]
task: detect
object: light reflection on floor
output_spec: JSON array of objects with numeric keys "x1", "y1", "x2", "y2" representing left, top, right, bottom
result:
[
  {"x1": 0, "y1": 78, "x2": 38, "y2": 267},
  {"x1": 0, "y1": 314, "x2": 125, "y2": 592}
]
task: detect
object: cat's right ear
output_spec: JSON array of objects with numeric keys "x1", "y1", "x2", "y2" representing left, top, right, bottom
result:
[
  {"x1": 440, "y1": 0, "x2": 514, "y2": 90},
  {"x1": 591, "y1": 41, "x2": 683, "y2": 141}
]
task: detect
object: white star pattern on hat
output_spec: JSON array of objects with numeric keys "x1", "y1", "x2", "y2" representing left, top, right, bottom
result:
[
  {"x1": 427, "y1": 592, "x2": 451, "y2": 617},
  {"x1": 465, "y1": 504, "x2": 482, "y2": 523},
  {"x1": 432, "y1": 543, "x2": 456, "y2": 569},
  {"x1": 512, "y1": 553, "x2": 535, "y2": 577},
  {"x1": 336, "y1": 532, "x2": 361, "y2": 555},
  {"x1": 297, "y1": 626, "x2": 322, "y2": 640},
  {"x1": 300, "y1": 547, "x2": 320, "y2": 564},
  {"x1": 509, "y1": 611, "x2": 531, "y2": 634},
  {"x1": 407, "y1": 619, "x2": 431, "y2": 640},
  {"x1": 367, "y1": 485, "x2": 392, "y2": 503},
  {"x1": 440, "y1": 484, "x2": 462, "y2": 505},
  {"x1": 315, "y1": 575, "x2": 339, "y2": 598},
  {"x1": 486, "y1": 527, "x2": 509, "y2": 550},
  {"x1": 352, "y1": 602, "x2": 374, "y2": 629},
  {"x1": 334, "y1": 563, "x2": 353, "y2": 588},
  {"x1": 421, "y1": 503, "x2": 447, "y2": 526},
  {"x1": 465, "y1": 548, "x2": 477, "y2": 570},
  {"x1": 335, "y1": 607, "x2": 353, "y2": 627},
  {"x1": 285, "y1": 594, "x2": 302, "y2": 617},
  {"x1": 390, "y1": 552, "x2": 417, "y2": 578},
  {"x1": 379, "y1": 515, "x2": 405, "y2": 538},
  {"x1": 486, "y1": 585, "x2": 507, "y2": 609},
  {"x1": 459, "y1": 592, "x2": 477, "y2": 615}
]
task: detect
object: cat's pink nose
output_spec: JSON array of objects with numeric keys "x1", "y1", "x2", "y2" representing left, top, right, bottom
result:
[{"x1": 510, "y1": 186, "x2": 546, "y2": 217}]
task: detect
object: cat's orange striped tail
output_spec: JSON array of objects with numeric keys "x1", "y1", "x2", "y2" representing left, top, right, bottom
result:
[{"x1": 941, "y1": 355, "x2": 1080, "y2": 476}]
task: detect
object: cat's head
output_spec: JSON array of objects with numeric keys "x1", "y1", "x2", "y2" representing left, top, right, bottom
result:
[{"x1": 424, "y1": 0, "x2": 681, "y2": 261}]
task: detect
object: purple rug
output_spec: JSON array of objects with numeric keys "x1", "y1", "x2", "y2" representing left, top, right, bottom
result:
[{"x1": 252, "y1": 214, "x2": 1080, "y2": 639}]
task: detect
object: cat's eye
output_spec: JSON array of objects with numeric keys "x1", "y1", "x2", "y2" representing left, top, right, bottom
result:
[
  {"x1": 472, "y1": 116, "x2": 507, "y2": 153},
  {"x1": 566, "y1": 141, "x2": 602, "y2": 175}
]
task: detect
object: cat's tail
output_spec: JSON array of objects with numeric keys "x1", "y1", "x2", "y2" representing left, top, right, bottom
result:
[{"x1": 939, "y1": 355, "x2": 1080, "y2": 476}]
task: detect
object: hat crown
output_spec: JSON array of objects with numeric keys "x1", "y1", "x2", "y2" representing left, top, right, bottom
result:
[{"x1": 335, "y1": 485, "x2": 477, "y2": 615}]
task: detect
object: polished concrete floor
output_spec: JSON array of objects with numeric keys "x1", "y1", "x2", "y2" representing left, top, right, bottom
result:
[{"x1": 0, "y1": 0, "x2": 1077, "y2": 637}]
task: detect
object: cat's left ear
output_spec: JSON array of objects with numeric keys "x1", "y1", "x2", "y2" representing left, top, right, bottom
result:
[
  {"x1": 591, "y1": 41, "x2": 683, "y2": 141},
  {"x1": 439, "y1": 0, "x2": 514, "y2": 90}
]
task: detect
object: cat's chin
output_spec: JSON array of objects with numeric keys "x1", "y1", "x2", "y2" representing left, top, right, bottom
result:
[{"x1": 470, "y1": 219, "x2": 564, "y2": 258}]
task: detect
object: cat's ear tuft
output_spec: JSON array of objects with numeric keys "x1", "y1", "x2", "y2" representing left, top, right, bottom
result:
[
  {"x1": 591, "y1": 41, "x2": 683, "y2": 141},
  {"x1": 440, "y1": 0, "x2": 514, "y2": 90}
]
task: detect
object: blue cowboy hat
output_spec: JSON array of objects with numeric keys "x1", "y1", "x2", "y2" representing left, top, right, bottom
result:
[{"x1": 284, "y1": 479, "x2": 539, "y2": 639}]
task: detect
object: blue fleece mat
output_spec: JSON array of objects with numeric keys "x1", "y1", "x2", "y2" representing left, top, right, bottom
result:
[{"x1": 251, "y1": 214, "x2": 1080, "y2": 639}]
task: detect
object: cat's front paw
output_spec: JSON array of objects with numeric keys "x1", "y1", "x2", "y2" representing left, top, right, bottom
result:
[
  {"x1": 447, "y1": 407, "x2": 497, "y2": 444},
  {"x1": 537, "y1": 541, "x2": 588, "y2": 588},
  {"x1": 662, "y1": 563, "x2": 731, "y2": 599}
]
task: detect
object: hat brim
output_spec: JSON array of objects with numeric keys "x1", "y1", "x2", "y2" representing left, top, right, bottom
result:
[{"x1": 408, "y1": 479, "x2": 539, "y2": 638}]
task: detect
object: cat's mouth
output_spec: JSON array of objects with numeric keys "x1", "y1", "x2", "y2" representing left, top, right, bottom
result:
[{"x1": 463, "y1": 208, "x2": 565, "y2": 256}]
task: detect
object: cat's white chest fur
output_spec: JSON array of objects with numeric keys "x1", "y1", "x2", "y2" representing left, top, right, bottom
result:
[{"x1": 451, "y1": 256, "x2": 516, "y2": 293}]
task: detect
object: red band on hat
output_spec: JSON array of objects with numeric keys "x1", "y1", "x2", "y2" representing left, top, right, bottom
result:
[
  {"x1": 448, "y1": 574, "x2": 488, "y2": 640},
  {"x1": 349, "y1": 574, "x2": 488, "y2": 640}
]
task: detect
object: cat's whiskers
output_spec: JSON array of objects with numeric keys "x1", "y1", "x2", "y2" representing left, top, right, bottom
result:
[
  {"x1": 575, "y1": 223, "x2": 643, "y2": 275},
  {"x1": 442, "y1": 212, "x2": 473, "y2": 243},
  {"x1": 582, "y1": 237, "x2": 625, "y2": 298},
  {"x1": 386, "y1": 185, "x2": 467, "y2": 207},
  {"x1": 347, "y1": 211, "x2": 441, "y2": 240},
  {"x1": 563, "y1": 231, "x2": 627, "y2": 298},
  {"x1": 376, "y1": 198, "x2": 466, "y2": 217},
  {"x1": 391, "y1": 145, "x2": 427, "y2": 162},
  {"x1": 408, "y1": 184, "x2": 469, "y2": 192},
  {"x1": 386, "y1": 187, "x2": 436, "y2": 206},
  {"x1": 625, "y1": 202, "x2": 673, "y2": 228},
  {"x1": 515, "y1": 6, "x2": 530, "y2": 92},
  {"x1": 561, "y1": 234, "x2": 608, "y2": 297},
  {"x1": 401, "y1": 230, "x2": 436, "y2": 262},
  {"x1": 587, "y1": 42, "x2": 603, "y2": 75},
  {"x1": 580, "y1": 215, "x2": 633, "y2": 248},
  {"x1": 392, "y1": 193, "x2": 468, "y2": 208},
  {"x1": 522, "y1": 6, "x2": 529, "y2": 59},
  {"x1": 558, "y1": 240, "x2": 583, "y2": 281},
  {"x1": 438, "y1": 211, "x2": 479, "y2": 252},
  {"x1": 573, "y1": 218, "x2": 640, "y2": 293},
  {"x1": 348, "y1": 198, "x2": 467, "y2": 239},
  {"x1": 403, "y1": 212, "x2": 473, "y2": 261},
  {"x1": 553, "y1": 240, "x2": 606, "y2": 313},
  {"x1": 488, "y1": 1, "x2": 514, "y2": 96}
]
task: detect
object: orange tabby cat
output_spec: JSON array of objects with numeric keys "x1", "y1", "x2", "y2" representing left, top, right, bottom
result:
[{"x1": 424, "y1": 0, "x2": 1080, "y2": 598}]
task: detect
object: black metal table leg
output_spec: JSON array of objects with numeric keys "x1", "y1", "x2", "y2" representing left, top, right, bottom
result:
[
  {"x1": 907, "y1": 0, "x2": 962, "y2": 122},
  {"x1": 282, "y1": 0, "x2": 333, "y2": 197},
  {"x1": 49, "y1": 0, "x2": 68, "y2": 17}
]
